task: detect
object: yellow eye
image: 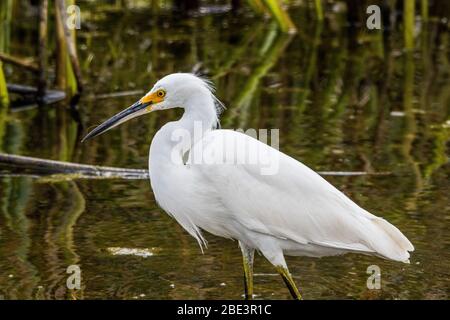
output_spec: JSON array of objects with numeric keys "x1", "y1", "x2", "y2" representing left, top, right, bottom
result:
[{"x1": 156, "y1": 89, "x2": 165, "y2": 98}]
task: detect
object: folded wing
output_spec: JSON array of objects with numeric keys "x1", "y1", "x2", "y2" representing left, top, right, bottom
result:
[{"x1": 193, "y1": 130, "x2": 414, "y2": 262}]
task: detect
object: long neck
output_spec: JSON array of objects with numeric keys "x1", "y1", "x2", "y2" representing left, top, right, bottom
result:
[
  {"x1": 179, "y1": 91, "x2": 218, "y2": 136},
  {"x1": 150, "y1": 91, "x2": 218, "y2": 167}
]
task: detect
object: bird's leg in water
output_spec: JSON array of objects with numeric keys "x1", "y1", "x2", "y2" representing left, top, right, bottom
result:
[
  {"x1": 276, "y1": 266, "x2": 302, "y2": 300},
  {"x1": 239, "y1": 242, "x2": 255, "y2": 300}
]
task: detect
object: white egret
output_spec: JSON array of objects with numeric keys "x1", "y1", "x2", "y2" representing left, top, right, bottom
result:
[{"x1": 83, "y1": 73, "x2": 414, "y2": 299}]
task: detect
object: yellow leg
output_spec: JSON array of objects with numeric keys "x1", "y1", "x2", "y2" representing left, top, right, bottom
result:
[
  {"x1": 276, "y1": 266, "x2": 302, "y2": 300},
  {"x1": 239, "y1": 242, "x2": 255, "y2": 300}
]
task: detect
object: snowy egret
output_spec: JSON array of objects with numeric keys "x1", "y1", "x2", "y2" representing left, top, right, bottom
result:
[{"x1": 83, "y1": 73, "x2": 414, "y2": 299}]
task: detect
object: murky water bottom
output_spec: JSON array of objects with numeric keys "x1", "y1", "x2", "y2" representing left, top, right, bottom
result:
[{"x1": 1, "y1": 2, "x2": 449, "y2": 299}]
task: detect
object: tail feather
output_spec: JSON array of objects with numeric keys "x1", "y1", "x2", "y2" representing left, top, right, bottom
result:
[{"x1": 369, "y1": 217, "x2": 414, "y2": 263}]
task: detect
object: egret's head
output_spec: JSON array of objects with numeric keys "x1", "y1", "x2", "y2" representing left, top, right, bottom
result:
[
  {"x1": 82, "y1": 73, "x2": 222, "y2": 142},
  {"x1": 145, "y1": 73, "x2": 217, "y2": 111}
]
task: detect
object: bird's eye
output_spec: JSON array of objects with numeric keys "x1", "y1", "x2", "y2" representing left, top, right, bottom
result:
[{"x1": 156, "y1": 89, "x2": 166, "y2": 98}]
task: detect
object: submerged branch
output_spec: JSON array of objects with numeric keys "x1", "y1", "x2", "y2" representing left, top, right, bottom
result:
[
  {"x1": 0, "y1": 153, "x2": 148, "y2": 179},
  {"x1": 318, "y1": 171, "x2": 390, "y2": 176},
  {"x1": 0, "y1": 53, "x2": 39, "y2": 72},
  {"x1": 0, "y1": 153, "x2": 390, "y2": 181},
  {"x1": 95, "y1": 90, "x2": 144, "y2": 99},
  {"x1": 7, "y1": 84, "x2": 66, "y2": 107}
]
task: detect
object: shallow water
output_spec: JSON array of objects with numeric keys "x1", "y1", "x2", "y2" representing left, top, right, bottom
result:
[{"x1": 0, "y1": 2, "x2": 449, "y2": 299}]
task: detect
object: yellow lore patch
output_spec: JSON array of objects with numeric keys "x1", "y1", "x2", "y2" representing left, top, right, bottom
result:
[{"x1": 139, "y1": 89, "x2": 165, "y2": 105}]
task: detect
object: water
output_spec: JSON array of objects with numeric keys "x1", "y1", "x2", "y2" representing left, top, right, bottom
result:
[{"x1": 0, "y1": 2, "x2": 449, "y2": 299}]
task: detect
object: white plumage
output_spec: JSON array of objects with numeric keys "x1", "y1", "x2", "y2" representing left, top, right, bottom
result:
[
  {"x1": 151, "y1": 126, "x2": 414, "y2": 263},
  {"x1": 84, "y1": 73, "x2": 414, "y2": 299}
]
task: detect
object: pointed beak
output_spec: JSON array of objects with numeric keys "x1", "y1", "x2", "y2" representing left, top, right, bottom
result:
[
  {"x1": 81, "y1": 101, "x2": 150, "y2": 142},
  {"x1": 82, "y1": 91, "x2": 163, "y2": 142}
]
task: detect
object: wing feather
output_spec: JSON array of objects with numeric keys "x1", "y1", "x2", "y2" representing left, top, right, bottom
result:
[{"x1": 192, "y1": 130, "x2": 414, "y2": 262}]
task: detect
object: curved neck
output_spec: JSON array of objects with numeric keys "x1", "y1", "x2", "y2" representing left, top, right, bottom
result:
[
  {"x1": 150, "y1": 92, "x2": 218, "y2": 167},
  {"x1": 179, "y1": 91, "x2": 218, "y2": 134}
]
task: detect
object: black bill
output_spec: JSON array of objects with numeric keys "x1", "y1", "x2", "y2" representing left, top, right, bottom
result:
[{"x1": 82, "y1": 101, "x2": 150, "y2": 142}]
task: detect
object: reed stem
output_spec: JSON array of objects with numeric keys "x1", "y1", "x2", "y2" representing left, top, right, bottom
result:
[
  {"x1": 404, "y1": 0, "x2": 415, "y2": 50},
  {"x1": 421, "y1": 0, "x2": 429, "y2": 22},
  {"x1": 314, "y1": 0, "x2": 324, "y2": 21},
  {"x1": 37, "y1": 0, "x2": 48, "y2": 100},
  {"x1": 56, "y1": 0, "x2": 83, "y2": 93},
  {"x1": 0, "y1": 61, "x2": 8, "y2": 106},
  {"x1": 262, "y1": 0, "x2": 297, "y2": 34}
]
